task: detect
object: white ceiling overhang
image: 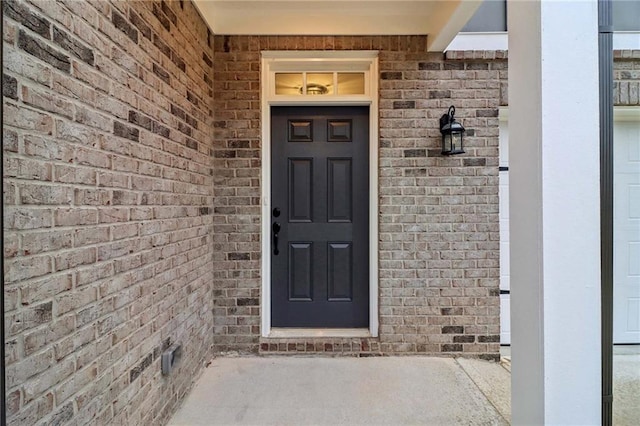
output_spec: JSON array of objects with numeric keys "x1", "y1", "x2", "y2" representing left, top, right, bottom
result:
[{"x1": 193, "y1": 0, "x2": 482, "y2": 51}]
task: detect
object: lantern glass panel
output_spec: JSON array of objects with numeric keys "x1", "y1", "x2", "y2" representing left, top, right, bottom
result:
[
  {"x1": 442, "y1": 133, "x2": 451, "y2": 153},
  {"x1": 452, "y1": 132, "x2": 462, "y2": 152}
]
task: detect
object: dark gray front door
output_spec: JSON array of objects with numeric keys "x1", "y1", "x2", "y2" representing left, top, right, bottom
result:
[{"x1": 271, "y1": 106, "x2": 369, "y2": 328}]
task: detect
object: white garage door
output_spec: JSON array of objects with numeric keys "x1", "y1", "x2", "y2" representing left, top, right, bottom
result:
[
  {"x1": 498, "y1": 118, "x2": 510, "y2": 345},
  {"x1": 614, "y1": 119, "x2": 640, "y2": 344},
  {"x1": 499, "y1": 110, "x2": 640, "y2": 345}
]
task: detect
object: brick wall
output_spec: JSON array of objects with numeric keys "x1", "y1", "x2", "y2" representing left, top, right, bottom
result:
[
  {"x1": 212, "y1": 36, "x2": 504, "y2": 358},
  {"x1": 3, "y1": 1, "x2": 213, "y2": 424},
  {"x1": 451, "y1": 49, "x2": 640, "y2": 107},
  {"x1": 614, "y1": 50, "x2": 640, "y2": 105}
]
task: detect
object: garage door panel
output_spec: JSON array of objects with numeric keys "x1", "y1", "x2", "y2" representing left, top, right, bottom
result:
[
  {"x1": 614, "y1": 121, "x2": 640, "y2": 170},
  {"x1": 500, "y1": 294, "x2": 511, "y2": 345},
  {"x1": 627, "y1": 299, "x2": 640, "y2": 332},
  {"x1": 499, "y1": 173, "x2": 509, "y2": 221},
  {"x1": 629, "y1": 242, "x2": 640, "y2": 276},
  {"x1": 500, "y1": 241, "x2": 510, "y2": 291},
  {"x1": 630, "y1": 185, "x2": 640, "y2": 218}
]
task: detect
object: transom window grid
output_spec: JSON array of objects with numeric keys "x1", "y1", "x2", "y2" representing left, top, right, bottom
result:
[{"x1": 275, "y1": 72, "x2": 366, "y2": 96}]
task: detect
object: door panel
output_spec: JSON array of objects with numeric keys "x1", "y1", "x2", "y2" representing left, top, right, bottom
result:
[
  {"x1": 328, "y1": 243, "x2": 353, "y2": 301},
  {"x1": 328, "y1": 158, "x2": 353, "y2": 222},
  {"x1": 271, "y1": 106, "x2": 369, "y2": 328},
  {"x1": 288, "y1": 158, "x2": 313, "y2": 222},
  {"x1": 288, "y1": 243, "x2": 313, "y2": 301}
]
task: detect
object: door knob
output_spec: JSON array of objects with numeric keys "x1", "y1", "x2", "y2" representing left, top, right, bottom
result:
[{"x1": 272, "y1": 222, "x2": 281, "y2": 255}]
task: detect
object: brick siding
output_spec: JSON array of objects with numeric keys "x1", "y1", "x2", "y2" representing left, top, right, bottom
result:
[
  {"x1": 3, "y1": 1, "x2": 213, "y2": 424},
  {"x1": 613, "y1": 50, "x2": 640, "y2": 105},
  {"x1": 213, "y1": 36, "x2": 505, "y2": 357},
  {"x1": 448, "y1": 49, "x2": 639, "y2": 106}
]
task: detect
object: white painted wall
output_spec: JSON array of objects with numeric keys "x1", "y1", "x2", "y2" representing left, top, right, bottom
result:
[{"x1": 508, "y1": 0, "x2": 601, "y2": 424}]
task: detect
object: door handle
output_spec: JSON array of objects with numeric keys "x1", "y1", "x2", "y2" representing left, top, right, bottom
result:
[{"x1": 272, "y1": 222, "x2": 281, "y2": 255}]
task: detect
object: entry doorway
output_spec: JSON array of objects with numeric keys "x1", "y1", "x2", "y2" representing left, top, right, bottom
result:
[
  {"x1": 260, "y1": 51, "x2": 380, "y2": 337},
  {"x1": 270, "y1": 106, "x2": 370, "y2": 328}
]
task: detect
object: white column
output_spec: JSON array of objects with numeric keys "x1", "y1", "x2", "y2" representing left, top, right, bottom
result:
[{"x1": 508, "y1": 1, "x2": 601, "y2": 424}]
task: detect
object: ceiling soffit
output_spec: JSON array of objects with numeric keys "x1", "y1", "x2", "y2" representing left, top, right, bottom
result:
[{"x1": 193, "y1": 0, "x2": 481, "y2": 52}]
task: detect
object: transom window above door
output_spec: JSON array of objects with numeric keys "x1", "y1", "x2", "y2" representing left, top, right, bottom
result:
[
  {"x1": 275, "y1": 72, "x2": 366, "y2": 96},
  {"x1": 262, "y1": 51, "x2": 378, "y2": 102}
]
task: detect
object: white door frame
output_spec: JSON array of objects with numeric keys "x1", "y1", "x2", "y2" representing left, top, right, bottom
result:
[{"x1": 260, "y1": 51, "x2": 379, "y2": 338}]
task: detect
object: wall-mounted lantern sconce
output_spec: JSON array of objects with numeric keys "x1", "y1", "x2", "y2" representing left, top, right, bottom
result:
[{"x1": 439, "y1": 105, "x2": 465, "y2": 155}]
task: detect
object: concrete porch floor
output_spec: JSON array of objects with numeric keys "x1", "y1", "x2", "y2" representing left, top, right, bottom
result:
[
  {"x1": 169, "y1": 356, "x2": 511, "y2": 425},
  {"x1": 169, "y1": 346, "x2": 639, "y2": 426}
]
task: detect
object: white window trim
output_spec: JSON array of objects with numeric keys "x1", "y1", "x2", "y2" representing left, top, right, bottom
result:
[{"x1": 260, "y1": 51, "x2": 380, "y2": 338}]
